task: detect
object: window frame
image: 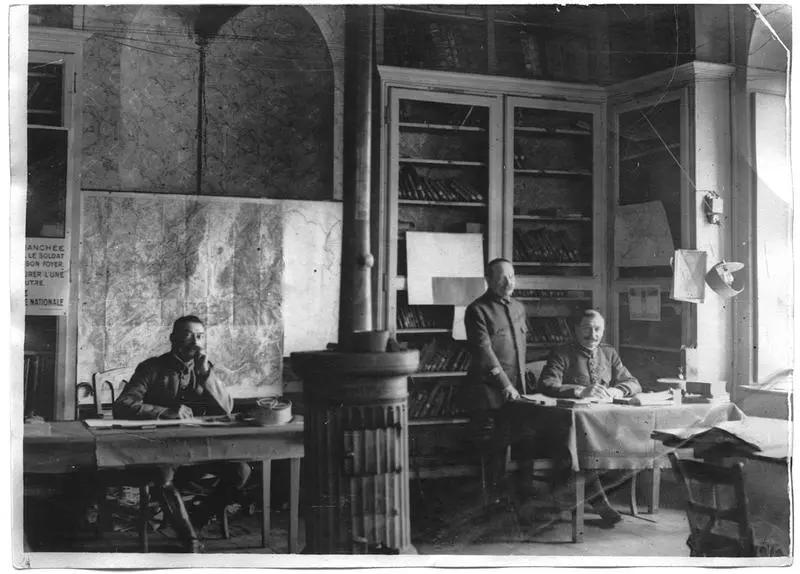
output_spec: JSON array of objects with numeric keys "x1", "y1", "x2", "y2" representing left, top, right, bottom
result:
[
  {"x1": 732, "y1": 66, "x2": 794, "y2": 396},
  {"x1": 27, "y1": 27, "x2": 90, "y2": 419}
]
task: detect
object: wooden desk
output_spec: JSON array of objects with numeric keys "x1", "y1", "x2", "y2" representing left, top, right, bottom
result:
[
  {"x1": 505, "y1": 401, "x2": 744, "y2": 542},
  {"x1": 23, "y1": 420, "x2": 304, "y2": 552}
]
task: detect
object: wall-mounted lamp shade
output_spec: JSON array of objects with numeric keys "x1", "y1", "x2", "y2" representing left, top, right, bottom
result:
[{"x1": 705, "y1": 260, "x2": 745, "y2": 298}]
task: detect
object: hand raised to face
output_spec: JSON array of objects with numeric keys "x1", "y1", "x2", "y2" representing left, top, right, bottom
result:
[{"x1": 195, "y1": 352, "x2": 211, "y2": 378}]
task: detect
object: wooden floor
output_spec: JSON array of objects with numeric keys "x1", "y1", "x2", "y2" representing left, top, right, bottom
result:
[
  {"x1": 24, "y1": 474, "x2": 696, "y2": 556},
  {"x1": 410, "y1": 476, "x2": 691, "y2": 556}
]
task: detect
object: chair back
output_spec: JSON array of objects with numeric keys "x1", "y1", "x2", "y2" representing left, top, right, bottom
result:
[
  {"x1": 668, "y1": 452, "x2": 755, "y2": 557},
  {"x1": 75, "y1": 381, "x2": 98, "y2": 419},
  {"x1": 526, "y1": 360, "x2": 547, "y2": 391},
  {"x1": 92, "y1": 367, "x2": 136, "y2": 418}
]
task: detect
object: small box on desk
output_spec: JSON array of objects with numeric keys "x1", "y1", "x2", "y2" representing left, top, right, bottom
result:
[
  {"x1": 684, "y1": 380, "x2": 728, "y2": 398},
  {"x1": 656, "y1": 378, "x2": 730, "y2": 404}
]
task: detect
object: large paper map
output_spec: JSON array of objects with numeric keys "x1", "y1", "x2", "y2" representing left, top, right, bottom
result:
[
  {"x1": 79, "y1": 192, "x2": 341, "y2": 398},
  {"x1": 614, "y1": 201, "x2": 675, "y2": 267}
]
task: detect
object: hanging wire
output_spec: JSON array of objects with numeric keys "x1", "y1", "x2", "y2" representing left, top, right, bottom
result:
[
  {"x1": 88, "y1": 31, "x2": 334, "y2": 73},
  {"x1": 609, "y1": 6, "x2": 698, "y2": 195},
  {"x1": 642, "y1": 5, "x2": 681, "y2": 114}
]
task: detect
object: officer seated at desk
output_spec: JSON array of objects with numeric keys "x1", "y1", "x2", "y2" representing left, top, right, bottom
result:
[
  {"x1": 538, "y1": 308, "x2": 641, "y2": 527},
  {"x1": 113, "y1": 315, "x2": 251, "y2": 552}
]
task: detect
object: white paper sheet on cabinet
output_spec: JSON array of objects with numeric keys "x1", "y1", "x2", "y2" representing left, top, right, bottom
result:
[
  {"x1": 451, "y1": 306, "x2": 467, "y2": 340},
  {"x1": 406, "y1": 232, "x2": 484, "y2": 305},
  {"x1": 628, "y1": 285, "x2": 661, "y2": 321}
]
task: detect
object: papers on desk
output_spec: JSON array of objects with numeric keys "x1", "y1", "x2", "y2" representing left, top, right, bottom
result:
[
  {"x1": 555, "y1": 396, "x2": 613, "y2": 408},
  {"x1": 556, "y1": 398, "x2": 596, "y2": 408},
  {"x1": 84, "y1": 415, "x2": 240, "y2": 429},
  {"x1": 516, "y1": 393, "x2": 556, "y2": 406},
  {"x1": 614, "y1": 390, "x2": 675, "y2": 406}
]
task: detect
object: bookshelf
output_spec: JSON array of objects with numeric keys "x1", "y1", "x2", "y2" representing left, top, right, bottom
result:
[
  {"x1": 504, "y1": 97, "x2": 606, "y2": 362},
  {"x1": 378, "y1": 78, "x2": 502, "y2": 476},
  {"x1": 378, "y1": 67, "x2": 613, "y2": 476},
  {"x1": 611, "y1": 95, "x2": 684, "y2": 388},
  {"x1": 379, "y1": 4, "x2": 606, "y2": 83}
]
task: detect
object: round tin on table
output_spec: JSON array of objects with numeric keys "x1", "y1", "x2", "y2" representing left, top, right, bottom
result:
[{"x1": 253, "y1": 397, "x2": 292, "y2": 425}]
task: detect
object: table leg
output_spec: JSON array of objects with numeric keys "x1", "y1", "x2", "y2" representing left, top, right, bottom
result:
[
  {"x1": 289, "y1": 458, "x2": 301, "y2": 554},
  {"x1": 261, "y1": 460, "x2": 271, "y2": 549},
  {"x1": 571, "y1": 471, "x2": 585, "y2": 543},
  {"x1": 629, "y1": 472, "x2": 640, "y2": 517},
  {"x1": 140, "y1": 484, "x2": 149, "y2": 553},
  {"x1": 648, "y1": 467, "x2": 661, "y2": 514}
]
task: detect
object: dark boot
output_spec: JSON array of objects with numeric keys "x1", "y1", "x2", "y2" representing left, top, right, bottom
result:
[
  {"x1": 158, "y1": 483, "x2": 202, "y2": 552},
  {"x1": 486, "y1": 451, "x2": 512, "y2": 510},
  {"x1": 194, "y1": 462, "x2": 251, "y2": 538},
  {"x1": 195, "y1": 483, "x2": 234, "y2": 538},
  {"x1": 585, "y1": 472, "x2": 621, "y2": 527}
]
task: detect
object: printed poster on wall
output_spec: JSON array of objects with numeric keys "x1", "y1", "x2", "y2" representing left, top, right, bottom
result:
[{"x1": 26, "y1": 237, "x2": 69, "y2": 315}]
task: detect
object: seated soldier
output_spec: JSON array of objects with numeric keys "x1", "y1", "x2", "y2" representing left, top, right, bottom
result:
[
  {"x1": 538, "y1": 308, "x2": 641, "y2": 527},
  {"x1": 113, "y1": 315, "x2": 251, "y2": 552}
]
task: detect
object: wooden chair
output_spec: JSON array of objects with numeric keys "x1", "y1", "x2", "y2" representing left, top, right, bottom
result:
[
  {"x1": 76, "y1": 371, "x2": 154, "y2": 551},
  {"x1": 667, "y1": 452, "x2": 756, "y2": 557},
  {"x1": 92, "y1": 367, "x2": 136, "y2": 419}
]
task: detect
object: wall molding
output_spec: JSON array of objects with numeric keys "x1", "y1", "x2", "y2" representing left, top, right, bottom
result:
[
  {"x1": 607, "y1": 61, "x2": 736, "y2": 101},
  {"x1": 378, "y1": 65, "x2": 609, "y2": 103}
]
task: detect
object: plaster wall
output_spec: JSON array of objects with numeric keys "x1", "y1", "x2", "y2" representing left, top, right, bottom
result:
[{"x1": 78, "y1": 4, "x2": 340, "y2": 200}]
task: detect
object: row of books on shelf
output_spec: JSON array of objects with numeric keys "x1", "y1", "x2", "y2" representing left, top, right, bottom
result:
[
  {"x1": 409, "y1": 381, "x2": 465, "y2": 419},
  {"x1": 399, "y1": 166, "x2": 483, "y2": 202},
  {"x1": 513, "y1": 228, "x2": 583, "y2": 263},
  {"x1": 525, "y1": 317, "x2": 572, "y2": 344},
  {"x1": 428, "y1": 22, "x2": 461, "y2": 71},
  {"x1": 418, "y1": 338, "x2": 471, "y2": 372},
  {"x1": 397, "y1": 304, "x2": 451, "y2": 329}
]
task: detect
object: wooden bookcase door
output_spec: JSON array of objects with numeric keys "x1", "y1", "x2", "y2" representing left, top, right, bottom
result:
[
  {"x1": 608, "y1": 62, "x2": 735, "y2": 389},
  {"x1": 377, "y1": 79, "x2": 502, "y2": 476},
  {"x1": 503, "y1": 96, "x2": 607, "y2": 362},
  {"x1": 610, "y1": 93, "x2": 686, "y2": 387}
]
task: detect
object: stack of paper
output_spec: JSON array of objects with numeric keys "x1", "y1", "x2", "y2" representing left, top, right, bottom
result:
[
  {"x1": 556, "y1": 397, "x2": 599, "y2": 408},
  {"x1": 516, "y1": 394, "x2": 556, "y2": 406},
  {"x1": 624, "y1": 390, "x2": 675, "y2": 406},
  {"x1": 84, "y1": 414, "x2": 240, "y2": 429}
]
